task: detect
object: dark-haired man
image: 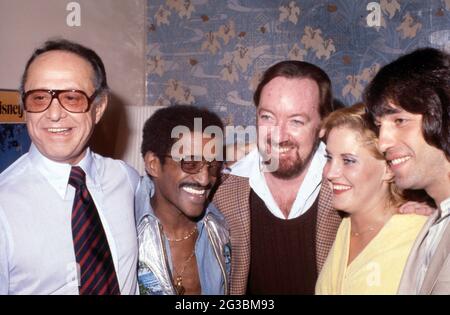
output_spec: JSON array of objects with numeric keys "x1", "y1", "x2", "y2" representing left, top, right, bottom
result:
[
  {"x1": 136, "y1": 105, "x2": 231, "y2": 295},
  {"x1": 365, "y1": 47, "x2": 450, "y2": 294},
  {"x1": 213, "y1": 61, "x2": 342, "y2": 294},
  {"x1": 0, "y1": 39, "x2": 139, "y2": 294}
]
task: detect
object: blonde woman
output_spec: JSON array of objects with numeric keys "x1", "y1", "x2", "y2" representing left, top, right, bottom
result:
[{"x1": 315, "y1": 104, "x2": 427, "y2": 294}]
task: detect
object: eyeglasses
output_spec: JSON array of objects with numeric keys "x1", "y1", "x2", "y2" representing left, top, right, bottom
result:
[
  {"x1": 22, "y1": 89, "x2": 99, "y2": 113},
  {"x1": 165, "y1": 155, "x2": 223, "y2": 176}
]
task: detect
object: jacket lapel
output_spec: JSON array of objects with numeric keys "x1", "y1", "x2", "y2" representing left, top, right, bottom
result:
[
  {"x1": 397, "y1": 211, "x2": 439, "y2": 294},
  {"x1": 212, "y1": 174, "x2": 251, "y2": 294},
  {"x1": 420, "y1": 218, "x2": 450, "y2": 294},
  {"x1": 315, "y1": 179, "x2": 342, "y2": 272}
]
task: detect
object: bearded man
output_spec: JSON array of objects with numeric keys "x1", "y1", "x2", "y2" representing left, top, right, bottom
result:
[{"x1": 213, "y1": 61, "x2": 341, "y2": 294}]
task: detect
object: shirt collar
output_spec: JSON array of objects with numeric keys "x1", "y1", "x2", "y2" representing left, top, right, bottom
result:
[
  {"x1": 29, "y1": 143, "x2": 96, "y2": 199},
  {"x1": 439, "y1": 196, "x2": 450, "y2": 217},
  {"x1": 229, "y1": 147, "x2": 260, "y2": 178},
  {"x1": 229, "y1": 142, "x2": 326, "y2": 219}
]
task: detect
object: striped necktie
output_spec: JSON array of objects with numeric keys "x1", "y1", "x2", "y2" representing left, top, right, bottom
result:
[{"x1": 69, "y1": 166, "x2": 120, "y2": 295}]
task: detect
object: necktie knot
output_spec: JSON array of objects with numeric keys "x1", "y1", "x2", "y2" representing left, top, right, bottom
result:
[{"x1": 69, "y1": 166, "x2": 86, "y2": 189}]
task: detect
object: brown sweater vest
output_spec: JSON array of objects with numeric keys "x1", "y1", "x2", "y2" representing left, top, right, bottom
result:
[{"x1": 247, "y1": 189, "x2": 318, "y2": 294}]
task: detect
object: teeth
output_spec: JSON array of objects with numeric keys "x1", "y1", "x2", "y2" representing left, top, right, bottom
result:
[
  {"x1": 47, "y1": 128, "x2": 69, "y2": 133},
  {"x1": 182, "y1": 186, "x2": 206, "y2": 195},
  {"x1": 390, "y1": 156, "x2": 411, "y2": 166},
  {"x1": 274, "y1": 146, "x2": 291, "y2": 153},
  {"x1": 333, "y1": 184, "x2": 351, "y2": 191}
]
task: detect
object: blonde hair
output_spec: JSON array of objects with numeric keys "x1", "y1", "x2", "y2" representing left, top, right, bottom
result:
[{"x1": 321, "y1": 103, "x2": 404, "y2": 207}]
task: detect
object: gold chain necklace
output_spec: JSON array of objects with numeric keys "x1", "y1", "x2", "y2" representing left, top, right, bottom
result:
[
  {"x1": 350, "y1": 226, "x2": 376, "y2": 237},
  {"x1": 173, "y1": 249, "x2": 196, "y2": 295},
  {"x1": 351, "y1": 211, "x2": 392, "y2": 237},
  {"x1": 165, "y1": 226, "x2": 197, "y2": 242}
]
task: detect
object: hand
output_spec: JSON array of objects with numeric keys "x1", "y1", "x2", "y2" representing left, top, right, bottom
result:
[{"x1": 398, "y1": 201, "x2": 436, "y2": 216}]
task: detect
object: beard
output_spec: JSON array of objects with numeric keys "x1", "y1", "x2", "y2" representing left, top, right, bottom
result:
[{"x1": 261, "y1": 138, "x2": 320, "y2": 180}]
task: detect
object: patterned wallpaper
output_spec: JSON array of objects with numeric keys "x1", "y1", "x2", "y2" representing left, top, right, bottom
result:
[
  {"x1": 2, "y1": 0, "x2": 450, "y2": 172},
  {"x1": 146, "y1": 0, "x2": 450, "y2": 131}
]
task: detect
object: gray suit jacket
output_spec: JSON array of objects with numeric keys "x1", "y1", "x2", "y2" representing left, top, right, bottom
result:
[{"x1": 398, "y1": 211, "x2": 450, "y2": 294}]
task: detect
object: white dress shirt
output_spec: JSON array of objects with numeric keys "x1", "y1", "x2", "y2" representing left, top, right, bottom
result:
[
  {"x1": 415, "y1": 196, "x2": 450, "y2": 292},
  {"x1": 230, "y1": 142, "x2": 327, "y2": 219},
  {"x1": 0, "y1": 144, "x2": 139, "y2": 295}
]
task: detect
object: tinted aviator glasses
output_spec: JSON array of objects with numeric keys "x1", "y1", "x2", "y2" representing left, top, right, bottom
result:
[
  {"x1": 165, "y1": 155, "x2": 223, "y2": 176},
  {"x1": 22, "y1": 89, "x2": 99, "y2": 113}
]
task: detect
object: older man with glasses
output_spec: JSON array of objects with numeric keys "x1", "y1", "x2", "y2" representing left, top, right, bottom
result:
[
  {"x1": 0, "y1": 39, "x2": 140, "y2": 295},
  {"x1": 135, "y1": 105, "x2": 231, "y2": 295}
]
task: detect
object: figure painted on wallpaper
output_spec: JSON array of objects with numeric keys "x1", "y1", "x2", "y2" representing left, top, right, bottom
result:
[
  {"x1": 342, "y1": 64, "x2": 381, "y2": 103},
  {"x1": 301, "y1": 26, "x2": 324, "y2": 51},
  {"x1": 220, "y1": 52, "x2": 239, "y2": 84},
  {"x1": 315, "y1": 104, "x2": 426, "y2": 294},
  {"x1": 279, "y1": 1, "x2": 301, "y2": 25},
  {"x1": 164, "y1": 78, "x2": 195, "y2": 104},
  {"x1": 380, "y1": 0, "x2": 401, "y2": 19},
  {"x1": 396, "y1": 12, "x2": 422, "y2": 39},
  {"x1": 164, "y1": 0, "x2": 195, "y2": 19},
  {"x1": 201, "y1": 31, "x2": 221, "y2": 55},
  {"x1": 233, "y1": 44, "x2": 252, "y2": 72},
  {"x1": 136, "y1": 105, "x2": 231, "y2": 295},
  {"x1": 155, "y1": 5, "x2": 171, "y2": 26},
  {"x1": 300, "y1": 26, "x2": 336, "y2": 60},
  {"x1": 217, "y1": 20, "x2": 236, "y2": 45},
  {"x1": 360, "y1": 63, "x2": 380, "y2": 82},
  {"x1": 148, "y1": 54, "x2": 166, "y2": 77},
  {"x1": 0, "y1": 39, "x2": 139, "y2": 295},
  {"x1": 365, "y1": 47, "x2": 450, "y2": 294},
  {"x1": 316, "y1": 38, "x2": 336, "y2": 60},
  {"x1": 288, "y1": 43, "x2": 307, "y2": 61},
  {"x1": 342, "y1": 74, "x2": 364, "y2": 100}
]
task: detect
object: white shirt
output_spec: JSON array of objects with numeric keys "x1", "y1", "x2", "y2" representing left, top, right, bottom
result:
[
  {"x1": 415, "y1": 196, "x2": 450, "y2": 292},
  {"x1": 0, "y1": 144, "x2": 140, "y2": 295},
  {"x1": 230, "y1": 142, "x2": 327, "y2": 219}
]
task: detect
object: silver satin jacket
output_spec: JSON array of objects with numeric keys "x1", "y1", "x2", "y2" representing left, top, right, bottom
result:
[{"x1": 135, "y1": 176, "x2": 231, "y2": 295}]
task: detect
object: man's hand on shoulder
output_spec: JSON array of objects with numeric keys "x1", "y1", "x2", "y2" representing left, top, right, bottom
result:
[{"x1": 398, "y1": 201, "x2": 436, "y2": 216}]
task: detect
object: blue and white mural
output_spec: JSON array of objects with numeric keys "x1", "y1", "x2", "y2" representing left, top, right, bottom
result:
[
  {"x1": 0, "y1": 124, "x2": 30, "y2": 172},
  {"x1": 146, "y1": 0, "x2": 450, "y2": 127}
]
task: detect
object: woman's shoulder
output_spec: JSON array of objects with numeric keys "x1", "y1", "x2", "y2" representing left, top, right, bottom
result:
[
  {"x1": 392, "y1": 213, "x2": 428, "y2": 224},
  {"x1": 389, "y1": 213, "x2": 428, "y2": 233}
]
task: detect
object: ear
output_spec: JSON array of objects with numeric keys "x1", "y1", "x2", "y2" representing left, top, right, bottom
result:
[
  {"x1": 144, "y1": 151, "x2": 162, "y2": 178},
  {"x1": 94, "y1": 94, "x2": 108, "y2": 124},
  {"x1": 382, "y1": 162, "x2": 395, "y2": 183},
  {"x1": 319, "y1": 127, "x2": 326, "y2": 139}
]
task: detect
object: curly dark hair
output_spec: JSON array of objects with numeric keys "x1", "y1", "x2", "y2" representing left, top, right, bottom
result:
[
  {"x1": 253, "y1": 60, "x2": 333, "y2": 119},
  {"x1": 364, "y1": 47, "x2": 450, "y2": 160},
  {"x1": 141, "y1": 105, "x2": 224, "y2": 164},
  {"x1": 20, "y1": 38, "x2": 108, "y2": 100}
]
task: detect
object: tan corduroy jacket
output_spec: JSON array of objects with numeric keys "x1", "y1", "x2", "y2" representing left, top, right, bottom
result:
[{"x1": 213, "y1": 174, "x2": 342, "y2": 295}]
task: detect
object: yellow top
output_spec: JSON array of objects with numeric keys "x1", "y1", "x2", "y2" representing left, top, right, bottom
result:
[{"x1": 315, "y1": 214, "x2": 426, "y2": 295}]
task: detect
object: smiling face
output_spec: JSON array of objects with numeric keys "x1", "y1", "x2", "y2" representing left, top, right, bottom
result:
[
  {"x1": 24, "y1": 50, "x2": 107, "y2": 165},
  {"x1": 146, "y1": 132, "x2": 221, "y2": 219},
  {"x1": 376, "y1": 103, "x2": 449, "y2": 197},
  {"x1": 257, "y1": 77, "x2": 321, "y2": 179},
  {"x1": 324, "y1": 126, "x2": 391, "y2": 214}
]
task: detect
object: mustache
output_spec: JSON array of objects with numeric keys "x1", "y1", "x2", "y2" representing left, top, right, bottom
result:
[
  {"x1": 266, "y1": 139, "x2": 299, "y2": 148},
  {"x1": 179, "y1": 182, "x2": 212, "y2": 190}
]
